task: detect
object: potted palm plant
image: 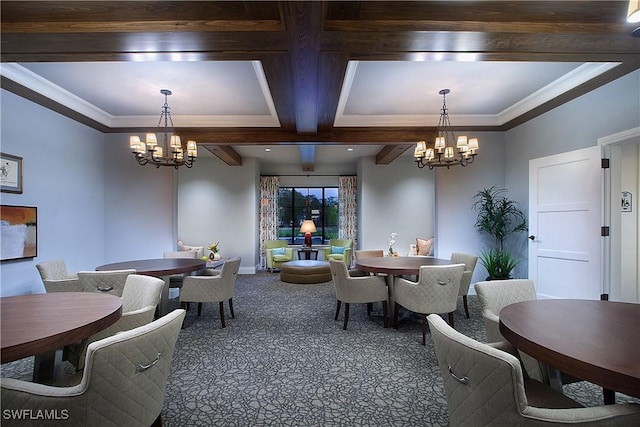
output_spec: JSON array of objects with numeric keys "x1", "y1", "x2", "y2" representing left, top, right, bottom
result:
[{"x1": 473, "y1": 186, "x2": 527, "y2": 280}]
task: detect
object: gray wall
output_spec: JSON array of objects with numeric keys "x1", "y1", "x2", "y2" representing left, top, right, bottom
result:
[
  {"x1": 177, "y1": 155, "x2": 259, "y2": 274},
  {"x1": 358, "y1": 155, "x2": 435, "y2": 255},
  {"x1": 1, "y1": 90, "x2": 106, "y2": 295}
]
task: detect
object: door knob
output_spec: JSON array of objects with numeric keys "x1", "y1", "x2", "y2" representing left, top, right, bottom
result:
[{"x1": 529, "y1": 235, "x2": 536, "y2": 241}]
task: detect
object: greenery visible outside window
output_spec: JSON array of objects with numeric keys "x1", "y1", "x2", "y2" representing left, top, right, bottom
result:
[{"x1": 278, "y1": 187, "x2": 338, "y2": 245}]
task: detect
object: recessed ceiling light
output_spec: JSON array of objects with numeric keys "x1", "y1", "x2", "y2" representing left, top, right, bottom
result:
[
  {"x1": 347, "y1": 148, "x2": 353, "y2": 152},
  {"x1": 265, "y1": 148, "x2": 271, "y2": 152}
]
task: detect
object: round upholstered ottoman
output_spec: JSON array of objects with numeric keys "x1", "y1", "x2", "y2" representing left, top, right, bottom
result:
[{"x1": 280, "y1": 260, "x2": 332, "y2": 284}]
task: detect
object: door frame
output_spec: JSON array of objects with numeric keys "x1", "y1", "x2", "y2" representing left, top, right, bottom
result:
[{"x1": 598, "y1": 127, "x2": 640, "y2": 301}]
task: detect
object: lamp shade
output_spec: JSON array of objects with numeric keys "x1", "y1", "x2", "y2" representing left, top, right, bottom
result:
[{"x1": 299, "y1": 220, "x2": 317, "y2": 233}]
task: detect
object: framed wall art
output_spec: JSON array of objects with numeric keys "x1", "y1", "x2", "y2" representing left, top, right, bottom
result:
[
  {"x1": 1, "y1": 152, "x2": 23, "y2": 194},
  {"x1": 1, "y1": 205, "x2": 37, "y2": 261}
]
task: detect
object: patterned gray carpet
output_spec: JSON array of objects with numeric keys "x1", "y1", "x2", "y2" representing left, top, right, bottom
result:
[{"x1": 2, "y1": 272, "x2": 638, "y2": 426}]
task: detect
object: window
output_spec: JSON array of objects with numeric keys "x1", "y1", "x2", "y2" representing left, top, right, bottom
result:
[{"x1": 278, "y1": 187, "x2": 338, "y2": 245}]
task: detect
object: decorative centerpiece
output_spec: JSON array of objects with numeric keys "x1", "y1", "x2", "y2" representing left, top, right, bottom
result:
[
  {"x1": 388, "y1": 232, "x2": 399, "y2": 257},
  {"x1": 208, "y1": 242, "x2": 221, "y2": 261}
]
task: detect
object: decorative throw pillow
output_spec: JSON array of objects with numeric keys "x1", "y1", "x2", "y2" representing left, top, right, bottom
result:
[
  {"x1": 177, "y1": 239, "x2": 186, "y2": 251},
  {"x1": 331, "y1": 246, "x2": 345, "y2": 254},
  {"x1": 416, "y1": 238, "x2": 433, "y2": 256},
  {"x1": 272, "y1": 247, "x2": 285, "y2": 255}
]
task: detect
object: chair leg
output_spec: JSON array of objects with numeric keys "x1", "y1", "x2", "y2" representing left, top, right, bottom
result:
[
  {"x1": 381, "y1": 301, "x2": 388, "y2": 328},
  {"x1": 197, "y1": 302, "x2": 203, "y2": 317},
  {"x1": 367, "y1": 302, "x2": 372, "y2": 316},
  {"x1": 229, "y1": 298, "x2": 235, "y2": 319},
  {"x1": 219, "y1": 301, "x2": 226, "y2": 328},
  {"x1": 448, "y1": 312, "x2": 455, "y2": 328},
  {"x1": 463, "y1": 295, "x2": 470, "y2": 319},
  {"x1": 343, "y1": 303, "x2": 350, "y2": 330},
  {"x1": 422, "y1": 314, "x2": 427, "y2": 346},
  {"x1": 393, "y1": 302, "x2": 400, "y2": 329},
  {"x1": 334, "y1": 300, "x2": 341, "y2": 321}
]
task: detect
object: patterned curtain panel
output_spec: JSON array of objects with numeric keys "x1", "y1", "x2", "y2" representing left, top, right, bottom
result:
[
  {"x1": 259, "y1": 176, "x2": 279, "y2": 270},
  {"x1": 338, "y1": 176, "x2": 357, "y2": 248}
]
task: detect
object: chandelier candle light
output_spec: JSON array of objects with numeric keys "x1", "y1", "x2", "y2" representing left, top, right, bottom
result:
[
  {"x1": 414, "y1": 89, "x2": 479, "y2": 170},
  {"x1": 129, "y1": 89, "x2": 197, "y2": 169}
]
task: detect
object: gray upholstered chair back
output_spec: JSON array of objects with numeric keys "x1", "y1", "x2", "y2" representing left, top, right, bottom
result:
[
  {"x1": 36, "y1": 259, "x2": 76, "y2": 280},
  {"x1": 450, "y1": 252, "x2": 478, "y2": 297},
  {"x1": 66, "y1": 274, "x2": 165, "y2": 370},
  {"x1": 164, "y1": 250, "x2": 198, "y2": 259},
  {"x1": 474, "y1": 279, "x2": 536, "y2": 343},
  {"x1": 121, "y1": 274, "x2": 165, "y2": 313},
  {"x1": 354, "y1": 249, "x2": 384, "y2": 260},
  {"x1": 395, "y1": 264, "x2": 465, "y2": 315},
  {"x1": 77, "y1": 269, "x2": 136, "y2": 297},
  {"x1": 1, "y1": 309, "x2": 186, "y2": 427},
  {"x1": 36, "y1": 259, "x2": 82, "y2": 293}
]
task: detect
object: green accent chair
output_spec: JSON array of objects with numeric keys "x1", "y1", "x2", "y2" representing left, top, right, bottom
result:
[
  {"x1": 265, "y1": 240, "x2": 294, "y2": 272},
  {"x1": 323, "y1": 239, "x2": 353, "y2": 266}
]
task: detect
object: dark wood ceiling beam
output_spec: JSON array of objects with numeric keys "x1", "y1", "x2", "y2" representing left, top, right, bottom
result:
[
  {"x1": 181, "y1": 127, "x2": 452, "y2": 145},
  {"x1": 317, "y1": 52, "x2": 350, "y2": 130},
  {"x1": 283, "y1": 1, "x2": 323, "y2": 134},
  {"x1": 324, "y1": 20, "x2": 632, "y2": 35},
  {"x1": 326, "y1": 1, "x2": 627, "y2": 23},
  {"x1": 376, "y1": 144, "x2": 414, "y2": 165},
  {"x1": 321, "y1": 32, "x2": 640, "y2": 56},
  {"x1": 202, "y1": 145, "x2": 243, "y2": 166},
  {"x1": 0, "y1": 0, "x2": 280, "y2": 24},
  {"x1": 260, "y1": 53, "x2": 296, "y2": 130}
]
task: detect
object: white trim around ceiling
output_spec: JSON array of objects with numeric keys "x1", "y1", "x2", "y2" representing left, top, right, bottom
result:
[
  {"x1": 333, "y1": 61, "x2": 620, "y2": 128},
  {"x1": 1, "y1": 63, "x2": 114, "y2": 125},
  {"x1": 1, "y1": 60, "x2": 281, "y2": 129},
  {"x1": 498, "y1": 62, "x2": 620, "y2": 124}
]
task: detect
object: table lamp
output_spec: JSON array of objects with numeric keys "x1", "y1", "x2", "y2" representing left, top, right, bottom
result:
[{"x1": 299, "y1": 220, "x2": 317, "y2": 247}]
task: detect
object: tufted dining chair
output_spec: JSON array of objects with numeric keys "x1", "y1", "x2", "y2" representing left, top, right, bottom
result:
[
  {"x1": 329, "y1": 259, "x2": 388, "y2": 330},
  {"x1": 36, "y1": 259, "x2": 82, "y2": 293},
  {"x1": 473, "y1": 279, "x2": 583, "y2": 386},
  {"x1": 163, "y1": 250, "x2": 199, "y2": 288},
  {"x1": 77, "y1": 269, "x2": 136, "y2": 297},
  {"x1": 426, "y1": 314, "x2": 640, "y2": 426},
  {"x1": 354, "y1": 249, "x2": 384, "y2": 260},
  {"x1": 180, "y1": 257, "x2": 241, "y2": 328},
  {"x1": 65, "y1": 274, "x2": 165, "y2": 370},
  {"x1": 450, "y1": 252, "x2": 478, "y2": 319},
  {"x1": 1, "y1": 309, "x2": 186, "y2": 427},
  {"x1": 474, "y1": 279, "x2": 544, "y2": 381},
  {"x1": 394, "y1": 263, "x2": 464, "y2": 345}
]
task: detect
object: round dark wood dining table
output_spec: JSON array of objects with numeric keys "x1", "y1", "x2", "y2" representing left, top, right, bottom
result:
[
  {"x1": 96, "y1": 258, "x2": 206, "y2": 316},
  {"x1": 499, "y1": 299, "x2": 640, "y2": 404},
  {"x1": 355, "y1": 255, "x2": 453, "y2": 276},
  {"x1": 1, "y1": 292, "x2": 122, "y2": 382},
  {"x1": 355, "y1": 256, "x2": 454, "y2": 317}
]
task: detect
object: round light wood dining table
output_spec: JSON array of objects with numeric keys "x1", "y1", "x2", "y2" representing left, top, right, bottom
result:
[
  {"x1": 96, "y1": 258, "x2": 206, "y2": 316},
  {"x1": 355, "y1": 256, "x2": 454, "y2": 317},
  {"x1": 499, "y1": 299, "x2": 640, "y2": 404},
  {"x1": 1, "y1": 292, "x2": 122, "y2": 382}
]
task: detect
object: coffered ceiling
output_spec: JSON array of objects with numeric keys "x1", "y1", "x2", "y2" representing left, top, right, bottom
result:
[{"x1": 1, "y1": 1, "x2": 639, "y2": 170}]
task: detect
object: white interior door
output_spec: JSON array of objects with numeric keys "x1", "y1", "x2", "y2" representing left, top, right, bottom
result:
[{"x1": 529, "y1": 146, "x2": 603, "y2": 299}]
